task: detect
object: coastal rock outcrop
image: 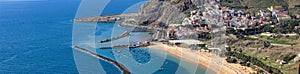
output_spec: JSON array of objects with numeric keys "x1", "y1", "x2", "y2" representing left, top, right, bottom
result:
[
  {"x1": 135, "y1": 0, "x2": 202, "y2": 26},
  {"x1": 73, "y1": 0, "x2": 211, "y2": 26}
]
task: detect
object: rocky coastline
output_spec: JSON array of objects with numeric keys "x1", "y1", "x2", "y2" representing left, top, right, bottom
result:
[{"x1": 73, "y1": 13, "x2": 137, "y2": 23}]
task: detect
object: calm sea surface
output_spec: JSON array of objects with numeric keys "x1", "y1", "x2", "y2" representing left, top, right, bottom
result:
[{"x1": 0, "y1": 0, "x2": 206, "y2": 73}]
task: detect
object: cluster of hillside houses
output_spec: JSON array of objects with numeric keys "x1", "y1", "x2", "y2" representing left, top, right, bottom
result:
[{"x1": 160, "y1": 1, "x2": 300, "y2": 49}]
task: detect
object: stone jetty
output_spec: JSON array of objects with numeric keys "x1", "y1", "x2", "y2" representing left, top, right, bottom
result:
[
  {"x1": 73, "y1": 13, "x2": 137, "y2": 23},
  {"x1": 72, "y1": 46, "x2": 131, "y2": 74},
  {"x1": 73, "y1": 13, "x2": 162, "y2": 31},
  {"x1": 99, "y1": 31, "x2": 131, "y2": 43}
]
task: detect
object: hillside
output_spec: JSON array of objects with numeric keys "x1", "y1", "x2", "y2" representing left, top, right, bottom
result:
[
  {"x1": 135, "y1": 0, "x2": 207, "y2": 26},
  {"x1": 221, "y1": 0, "x2": 300, "y2": 14},
  {"x1": 136, "y1": 0, "x2": 300, "y2": 26}
]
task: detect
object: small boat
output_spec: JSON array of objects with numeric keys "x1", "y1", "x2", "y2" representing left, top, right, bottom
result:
[
  {"x1": 148, "y1": 32, "x2": 154, "y2": 34},
  {"x1": 158, "y1": 67, "x2": 164, "y2": 71}
]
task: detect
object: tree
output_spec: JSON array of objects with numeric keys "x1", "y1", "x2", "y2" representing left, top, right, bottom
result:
[
  {"x1": 226, "y1": 57, "x2": 237, "y2": 63},
  {"x1": 263, "y1": 41, "x2": 270, "y2": 48},
  {"x1": 226, "y1": 28, "x2": 235, "y2": 34},
  {"x1": 283, "y1": 54, "x2": 297, "y2": 63},
  {"x1": 226, "y1": 47, "x2": 231, "y2": 51}
]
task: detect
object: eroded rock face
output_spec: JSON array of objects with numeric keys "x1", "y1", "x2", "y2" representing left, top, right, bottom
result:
[{"x1": 135, "y1": 0, "x2": 201, "y2": 26}]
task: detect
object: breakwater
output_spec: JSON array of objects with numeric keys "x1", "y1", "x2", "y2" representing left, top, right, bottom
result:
[
  {"x1": 72, "y1": 46, "x2": 131, "y2": 74},
  {"x1": 118, "y1": 22, "x2": 161, "y2": 31},
  {"x1": 73, "y1": 13, "x2": 136, "y2": 23},
  {"x1": 99, "y1": 31, "x2": 131, "y2": 43},
  {"x1": 73, "y1": 14, "x2": 161, "y2": 31}
]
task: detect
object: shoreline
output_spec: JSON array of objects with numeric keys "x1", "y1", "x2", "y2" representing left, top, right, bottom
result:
[
  {"x1": 73, "y1": 18, "x2": 255, "y2": 73},
  {"x1": 147, "y1": 42, "x2": 255, "y2": 74},
  {"x1": 72, "y1": 12, "x2": 255, "y2": 74}
]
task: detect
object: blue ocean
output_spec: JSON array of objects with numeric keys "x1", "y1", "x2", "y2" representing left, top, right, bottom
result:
[{"x1": 0, "y1": 0, "x2": 206, "y2": 73}]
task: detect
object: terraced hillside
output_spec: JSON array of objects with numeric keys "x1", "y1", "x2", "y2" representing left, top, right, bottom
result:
[{"x1": 221, "y1": 0, "x2": 300, "y2": 14}]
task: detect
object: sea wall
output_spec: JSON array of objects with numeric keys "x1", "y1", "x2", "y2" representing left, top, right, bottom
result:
[
  {"x1": 73, "y1": 13, "x2": 137, "y2": 23},
  {"x1": 72, "y1": 46, "x2": 131, "y2": 74}
]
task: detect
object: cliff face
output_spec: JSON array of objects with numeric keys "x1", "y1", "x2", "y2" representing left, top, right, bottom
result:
[
  {"x1": 72, "y1": 0, "x2": 211, "y2": 26},
  {"x1": 135, "y1": 0, "x2": 202, "y2": 26}
]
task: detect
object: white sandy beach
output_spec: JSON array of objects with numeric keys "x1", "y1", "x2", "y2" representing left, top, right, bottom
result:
[{"x1": 147, "y1": 42, "x2": 255, "y2": 74}]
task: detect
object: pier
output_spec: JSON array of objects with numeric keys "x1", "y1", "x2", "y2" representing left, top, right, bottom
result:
[
  {"x1": 99, "y1": 41, "x2": 150, "y2": 49},
  {"x1": 131, "y1": 28, "x2": 151, "y2": 32},
  {"x1": 72, "y1": 46, "x2": 131, "y2": 74},
  {"x1": 99, "y1": 31, "x2": 131, "y2": 43}
]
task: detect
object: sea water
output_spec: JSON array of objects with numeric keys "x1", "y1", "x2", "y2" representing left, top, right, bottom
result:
[{"x1": 0, "y1": 0, "x2": 206, "y2": 73}]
